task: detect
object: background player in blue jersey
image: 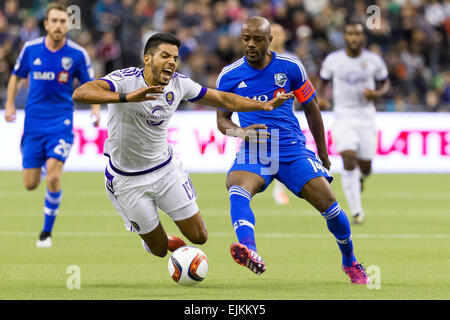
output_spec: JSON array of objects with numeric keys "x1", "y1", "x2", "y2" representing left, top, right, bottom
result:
[
  {"x1": 4, "y1": 3, "x2": 100, "y2": 248},
  {"x1": 216, "y1": 16, "x2": 370, "y2": 284}
]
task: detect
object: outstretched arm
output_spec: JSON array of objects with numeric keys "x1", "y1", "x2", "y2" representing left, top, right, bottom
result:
[
  {"x1": 72, "y1": 80, "x2": 163, "y2": 104},
  {"x1": 198, "y1": 88, "x2": 294, "y2": 112}
]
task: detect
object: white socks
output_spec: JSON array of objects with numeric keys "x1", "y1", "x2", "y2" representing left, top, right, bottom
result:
[{"x1": 341, "y1": 168, "x2": 364, "y2": 217}]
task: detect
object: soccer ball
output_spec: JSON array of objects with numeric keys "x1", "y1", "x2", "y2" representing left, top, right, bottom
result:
[{"x1": 168, "y1": 246, "x2": 208, "y2": 286}]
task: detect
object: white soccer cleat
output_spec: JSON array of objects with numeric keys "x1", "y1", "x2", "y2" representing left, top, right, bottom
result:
[
  {"x1": 352, "y1": 213, "x2": 364, "y2": 225},
  {"x1": 36, "y1": 231, "x2": 52, "y2": 248},
  {"x1": 36, "y1": 237, "x2": 52, "y2": 248}
]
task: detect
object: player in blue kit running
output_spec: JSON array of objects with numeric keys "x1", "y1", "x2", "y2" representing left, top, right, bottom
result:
[
  {"x1": 216, "y1": 17, "x2": 370, "y2": 284},
  {"x1": 4, "y1": 3, "x2": 100, "y2": 248}
]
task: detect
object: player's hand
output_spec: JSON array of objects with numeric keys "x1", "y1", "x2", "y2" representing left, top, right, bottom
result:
[
  {"x1": 126, "y1": 86, "x2": 164, "y2": 102},
  {"x1": 4, "y1": 101, "x2": 16, "y2": 122},
  {"x1": 90, "y1": 108, "x2": 101, "y2": 127},
  {"x1": 234, "y1": 124, "x2": 270, "y2": 143},
  {"x1": 264, "y1": 91, "x2": 294, "y2": 111},
  {"x1": 319, "y1": 153, "x2": 331, "y2": 170},
  {"x1": 363, "y1": 89, "x2": 379, "y2": 101}
]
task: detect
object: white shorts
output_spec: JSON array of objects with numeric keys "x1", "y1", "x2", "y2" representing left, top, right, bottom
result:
[
  {"x1": 331, "y1": 120, "x2": 377, "y2": 161},
  {"x1": 104, "y1": 157, "x2": 199, "y2": 234}
]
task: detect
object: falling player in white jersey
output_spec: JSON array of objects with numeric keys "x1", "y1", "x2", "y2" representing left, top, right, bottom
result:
[
  {"x1": 73, "y1": 33, "x2": 293, "y2": 258},
  {"x1": 318, "y1": 21, "x2": 390, "y2": 224}
]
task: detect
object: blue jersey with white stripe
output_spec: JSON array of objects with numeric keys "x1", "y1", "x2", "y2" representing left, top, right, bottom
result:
[
  {"x1": 216, "y1": 52, "x2": 317, "y2": 159},
  {"x1": 12, "y1": 36, "x2": 94, "y2": 134}
]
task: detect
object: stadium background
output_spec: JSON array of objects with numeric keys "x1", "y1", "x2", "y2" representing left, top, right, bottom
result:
[{"x1": 0, "y1": 0, "x2": 449, "y2": 112}]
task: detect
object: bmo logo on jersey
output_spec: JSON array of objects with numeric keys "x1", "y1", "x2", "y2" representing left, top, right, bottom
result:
[
  {"x1": 33, "y1": 71, "x2": 55, "y2": 81},
  {"x1": 247, "y1": 95, "x2": 269, "y2": 102}
]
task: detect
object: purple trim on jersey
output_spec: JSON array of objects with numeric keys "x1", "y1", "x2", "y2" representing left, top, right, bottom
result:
[
  {"x1": 121, "y1": 67, "x2": 141, "y2": 77},
  {"x1": 188, "y1": 86, "x2": 207, "y2": 103},
  {"x1": 100, "y1": 78, "x2": 116, "y2": 92},
  {"x1": 172, "y1": 72, "x2": 189, "y2": 79},
  {"x1": 104, "y1": 148, "x2": 173, "y2": 176}
]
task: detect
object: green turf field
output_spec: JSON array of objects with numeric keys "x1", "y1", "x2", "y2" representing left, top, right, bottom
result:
[{"x1": 0, "y1": 171, "x2": 449, "y2": 300}]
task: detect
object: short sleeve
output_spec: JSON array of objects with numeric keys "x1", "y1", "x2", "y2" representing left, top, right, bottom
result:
[
  {"x1": 76, "y1": 52, "x2": 95, "y2": 84},
  {"x1": 179, "y1": 75, "x2": 207, "y2": 102},
  {"x1": 100, "y1": 70, "x2": 126, "y2": 93},
  {"x1": 374, "y1": 55, "x2": 389, "y2": 81},
  {"x1": 215, "y1": 69, "x2": 234, "y2": 92},
  {"x1": 288, "y1": 59, "x2": 316, "y2": 105},
  {"x1": 12, "y1": 45, "x2": 30, "y2": 78},
  {"x1": 319, "y1": 55, "x2": 333, "y2": 81}
]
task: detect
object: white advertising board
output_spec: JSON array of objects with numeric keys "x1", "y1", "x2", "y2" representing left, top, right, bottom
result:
[{"x1": 1, "y1": 110, "x2": 449, "y2": 173}]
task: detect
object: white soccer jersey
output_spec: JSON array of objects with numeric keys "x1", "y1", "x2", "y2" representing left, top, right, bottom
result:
[
  {"x1": 101, "y1": 67, "x2": 206, "y2": 173},
  {"x1": 320, "y1": 49, "x2": 388, "y2": 119}
]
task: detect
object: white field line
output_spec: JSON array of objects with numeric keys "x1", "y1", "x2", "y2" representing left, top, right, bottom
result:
[
  {"x1": 0, "y1": 190, "x2": 449, "y2": 199},
  {"x1": 2, "y1": 209, "x2": 450, "y2": 217},
  {"x1": 0, "y1": 231, "x2": 448, "y2": 239}
]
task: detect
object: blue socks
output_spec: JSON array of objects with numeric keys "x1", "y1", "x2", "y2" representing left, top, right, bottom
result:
[
  {"x1": 43, "y1": 189, "x2": 62, "y2": 233},
  {"x1": 228, "y1": 185, "x2": 356, "y2": 266},
  {"x1": 321, "y1": 201, "x2": 356, "y2": 267},
  {"x1": 229, "y1": 185, "x2": 257, "y2": 252}
]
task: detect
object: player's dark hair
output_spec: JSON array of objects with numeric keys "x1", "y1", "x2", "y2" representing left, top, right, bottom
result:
[
  {"x1": 144, "y1": 33, "x2": 181, "y2": 56},
  {"x1": 344, "y1": 18, "x2": 366, "y2": 33},
  {"x1": 45, "y1": 2, "x2": 68, "y2": 20}
]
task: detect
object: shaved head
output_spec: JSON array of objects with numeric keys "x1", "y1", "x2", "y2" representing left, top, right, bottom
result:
[
  {"x1": 242, "y1": 16, "x2": 271, "y2": 36},
  {"x1": 241, "y1": 16, "x2": 273, "y2": 67}
]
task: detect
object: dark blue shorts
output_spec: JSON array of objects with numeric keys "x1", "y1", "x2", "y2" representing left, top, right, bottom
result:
[
  {"x1": 228, "y1": 149, "x2": 333, "y2": 197},
  {"x1": 21, "y1": 131, "x2": 74, "y2": 169}
]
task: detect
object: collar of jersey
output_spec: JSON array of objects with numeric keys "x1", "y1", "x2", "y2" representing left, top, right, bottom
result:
[
  {"x1": 244, "y1": 50, "x2": 276, "y2": 72},
  {"x1": 43, "y1": 36, "x2": 67, "y2": 54}
]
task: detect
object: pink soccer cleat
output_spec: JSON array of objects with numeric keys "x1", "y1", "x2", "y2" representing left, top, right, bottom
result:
[
  {"x1": 342, "y1": 261, "x2": 371, "y2": 285},
  {"x1": 230, "y1": 243, "x2": 266, "y2": 275}
]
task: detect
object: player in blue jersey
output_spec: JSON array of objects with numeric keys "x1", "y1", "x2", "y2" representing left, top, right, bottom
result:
[
  {"x1": 216, "y1": 17, "x2": 370, "y2": 284},
  {"x1": 4, "y1": 3, "x2": 100, "y2": 248}
]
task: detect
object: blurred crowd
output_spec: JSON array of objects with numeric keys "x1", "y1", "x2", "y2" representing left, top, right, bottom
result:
[{"x1": 1, "y1": 0, "x2": 449, "y2": 111}]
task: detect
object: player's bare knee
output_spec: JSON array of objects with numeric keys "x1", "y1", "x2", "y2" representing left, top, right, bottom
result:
[
  {"x1": 343, "y1": 159, "x2": 357, "y2": 171},
  {"x1": 193, "y1": 230, "x2": 208, "y2": 245},
  {"x1": 46, "y1": 174, "x2": 61, "y2": 190},
  {"x1": 341, "y1": 153, "x2": 357, "y2": 170},
  {"x1": 360, "y1": 166, "x2": 372, "y2": 176},
  {"x1": 149, "y1": 244, "x2": 168, "y2": 257},
  {"x1": 24, "y1": 180, "x2": 39, "y2": 191}
]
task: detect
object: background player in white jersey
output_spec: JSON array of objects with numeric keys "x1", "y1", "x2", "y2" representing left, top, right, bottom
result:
[
  {"x1": 4, "y1": 3, "x2": 100, "y2": 248},
  {"x1": 318, "y1": 21, "x2": 390, "y2": 224},
  {"x1": 72, "y1": 33, "x2": 293, "y2": 258}
]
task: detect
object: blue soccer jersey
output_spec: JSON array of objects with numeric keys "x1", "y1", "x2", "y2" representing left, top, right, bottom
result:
[
  {"x1": 217, "y1": 52, "x2": 332, "y2": 193},
  {"x1": 12, "y1": 36, "x2": 94, "y2": 134},
  {"x1": 216, "y1": 52, "x2": 316, "y2": 157}
]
